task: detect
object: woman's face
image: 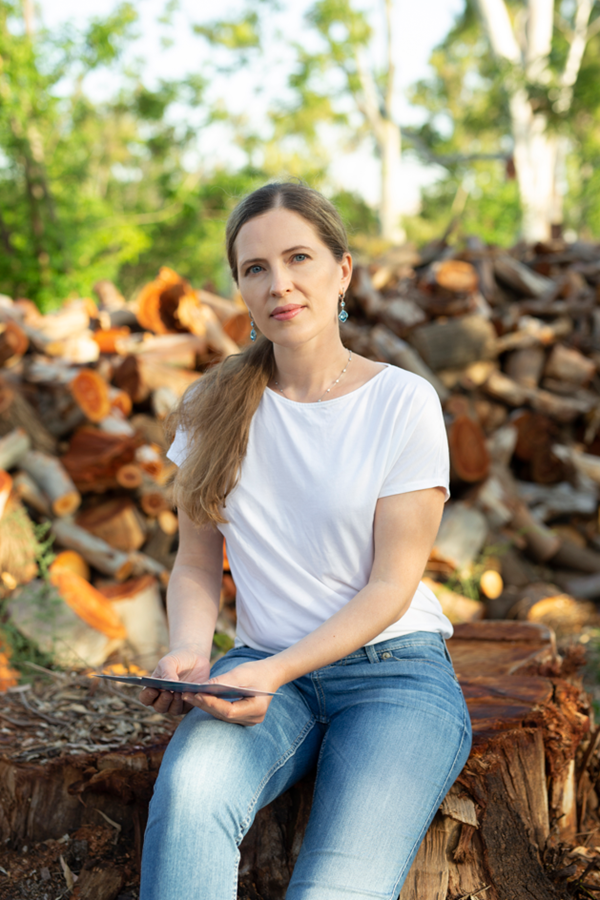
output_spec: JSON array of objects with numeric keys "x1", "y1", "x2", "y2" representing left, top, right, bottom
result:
[{"x1": 235, "y1": 207, "x2": 352, "y2": 347}]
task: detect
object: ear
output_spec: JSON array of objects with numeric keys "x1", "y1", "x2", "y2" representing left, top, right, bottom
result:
[{"x1": 340, "y1": 251, "x2": 353, "y2": 293}]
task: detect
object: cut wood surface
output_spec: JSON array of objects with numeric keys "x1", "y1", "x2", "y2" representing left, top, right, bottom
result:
[
  {"x1": 20, "y1": 450, "x2": 81, "y2": 517},
  {"x1": 52, "y1": 518, "x2": 133, "y2": 581},
  {"x1": 0, "y1": 621, "x2": 591, "y2": 900},
  {"x1": 76, "y1": 497, "x2": 147, "y2": 553}
]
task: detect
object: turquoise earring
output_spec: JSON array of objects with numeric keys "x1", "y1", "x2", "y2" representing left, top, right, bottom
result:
[
  {"x1": 338, "y1": 292, "x2": 348, "y2": 323},
  {"x1": 250, "y1": 315, "x2": 257, "y2": 342}
]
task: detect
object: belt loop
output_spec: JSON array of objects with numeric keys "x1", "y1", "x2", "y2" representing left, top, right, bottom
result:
[{"x1": 365, "y1": 644, "x2": 379, "y2": 664}]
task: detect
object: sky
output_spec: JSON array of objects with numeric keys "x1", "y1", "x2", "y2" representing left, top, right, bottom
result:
[{"x1": 39, "y1": 0, "x2": 466, "y2": 213}]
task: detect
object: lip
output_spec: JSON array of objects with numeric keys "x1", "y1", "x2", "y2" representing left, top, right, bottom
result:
[{"x1": 270, "y1": 304, "x2": 305, "y2": 321}]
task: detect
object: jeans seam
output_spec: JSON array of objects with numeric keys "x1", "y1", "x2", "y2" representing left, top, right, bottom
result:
[
  {"x1": 325, "y1": 638, "x2": 445, "y2": 667},
  {"x1": 389, "y1": 694, "x2": 472, "y2": 899},
  {"x1": 311, "y1": 671, "x2": 327, "y2": 721},
  {"x1": 238, "y1": 715, "x2": 318, "y2": 839},
  {"x1": 384, "y1": 657, "x2": 457, "y2": 678}
]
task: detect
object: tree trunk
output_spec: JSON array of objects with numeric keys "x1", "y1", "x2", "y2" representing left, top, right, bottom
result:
[
  {"x1": 511, "y1": 96, "x2": 560, "y2": 243},
  {"x1": 380, "y1": 119, "x2": 406, "y2": 244},
  {"x1": 1, "y1": 621, "x2": 589, "y2": 900}
]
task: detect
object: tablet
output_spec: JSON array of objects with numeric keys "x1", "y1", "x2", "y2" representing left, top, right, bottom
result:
[{"x1": 95, "y1": 674, "x2": 276, "y2": 700}]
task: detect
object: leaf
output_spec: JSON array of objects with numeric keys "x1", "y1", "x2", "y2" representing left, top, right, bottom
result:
[{"x1": 59, "y1": 854, "x2": 78, "y2": 890}]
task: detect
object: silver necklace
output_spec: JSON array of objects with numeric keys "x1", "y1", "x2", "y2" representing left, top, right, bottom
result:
[{"x1": 274, "y1": 350, "x2": 353, "y2": 403}]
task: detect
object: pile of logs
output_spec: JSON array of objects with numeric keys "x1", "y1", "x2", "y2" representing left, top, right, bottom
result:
[
  {"x1": 2, "y1": 238, "x2": 600, "y2": 897},
  {"x1": 343, "y1": 236, "x2": 600, "y2": 639},
  {"x1": 0, "y1": 267, "x2": 244, "y2": 674}
]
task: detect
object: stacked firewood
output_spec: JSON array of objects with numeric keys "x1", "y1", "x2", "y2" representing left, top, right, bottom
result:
[
  {"x1": 343, "y1": 236, "x2": 600, "y2": 642},
  {"x1": 2, "y1": 242, "x2": 600, "y2": 898},
  {"x1": 2, "y1": 238, "x2": 600, "y2": 676},
  {"x1": 0, "y1": 267, "x2": 245, "y2": 675}
]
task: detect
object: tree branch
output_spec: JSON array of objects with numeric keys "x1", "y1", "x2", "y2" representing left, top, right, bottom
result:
[
  {"x1": 474, "y1": 0, "x2": 522, "y2": 64},
  {"x1": 561, "y1": 0, "x2": 594, "y2": 88},
  {"x1": 383, "y1": 0, "x2": 395, "y2": 118},
  {"x1": 354, "y1": 50, "x2": 387, "y2": 146},
  {"x1": 526, "y1": 0, "x2": 554, "y2": 80},
  {"x1": 402, "y1": 128, "x2": 510, "y2": 167}
]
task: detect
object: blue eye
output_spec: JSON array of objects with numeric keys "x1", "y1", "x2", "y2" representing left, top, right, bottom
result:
[
  {"x1": 247, "y1": 265, "x2": 263, "y2": 275},
  {"x1": 293, "y1": 253, "x2": 308, "y2": 262}
]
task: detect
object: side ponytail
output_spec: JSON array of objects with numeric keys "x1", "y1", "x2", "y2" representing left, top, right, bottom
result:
[
  {"x1": 167, "y1": 181, "x2": 349, "y2": 526},
  {"x1": 167, "y1": 336, "x2": 274, "y2": 526}
]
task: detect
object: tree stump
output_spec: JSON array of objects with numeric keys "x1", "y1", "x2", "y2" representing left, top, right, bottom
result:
[{"x1": 0, "y1": 622, "x2": 591, "y2": 900}]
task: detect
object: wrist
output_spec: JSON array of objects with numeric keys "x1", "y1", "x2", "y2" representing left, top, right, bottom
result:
[
  {"x1": 168, "y1": 641, "x2": 211, "y2": 659},
  {"x1": 260, "y1": 652, "x2": 295, "y2": 689}
]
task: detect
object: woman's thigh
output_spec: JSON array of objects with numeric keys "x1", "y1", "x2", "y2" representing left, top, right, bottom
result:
[
  {"x1": 288, "y1": 634, "x2": 472, "y2": 900},
  {"x1": 141, "y1": 648, "x2": 323, "y2": 900}
]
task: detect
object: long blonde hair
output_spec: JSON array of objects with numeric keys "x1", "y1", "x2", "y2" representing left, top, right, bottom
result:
[{"x1": 168, "y1": 182, "x2": 349, "y2": 526}]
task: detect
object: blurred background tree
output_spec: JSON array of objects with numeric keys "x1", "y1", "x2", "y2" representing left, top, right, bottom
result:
[{"x1": 1, "y1": 0, "x2": 600, "y2": 310}]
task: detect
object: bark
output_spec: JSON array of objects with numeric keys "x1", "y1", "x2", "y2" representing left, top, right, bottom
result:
[
  {"x1": 474, "y1": 0, "x2": 594, "y2": 240},
  {"x1": 2, "y1": 621, "x2": 589, "y2": 900}
]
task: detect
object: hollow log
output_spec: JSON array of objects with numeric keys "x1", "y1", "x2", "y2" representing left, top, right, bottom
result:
[{"x1": 0, "y1": 621, "x2": 590, "y2": 900}]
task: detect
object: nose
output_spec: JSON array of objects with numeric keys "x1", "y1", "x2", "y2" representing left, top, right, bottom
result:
[{"x1": 269, "y1": 263, "x2": 293, "y2": 297}]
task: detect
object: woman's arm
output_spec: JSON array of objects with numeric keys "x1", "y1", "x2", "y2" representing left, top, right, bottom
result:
[
  {"x1": 185, "y1": 486, "x2": 445, "y2": 725},
  {"x1": 139, "y1": 508, "x2": 223, "y2": 714}
]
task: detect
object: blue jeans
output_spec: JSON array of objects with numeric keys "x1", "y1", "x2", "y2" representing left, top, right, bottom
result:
[{"x1": 140, "y1": 632, "x2": 472, "y2": 900}]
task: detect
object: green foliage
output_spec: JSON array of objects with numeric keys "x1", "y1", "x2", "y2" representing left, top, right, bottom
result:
[
  {"x1": 1, "y1": 614, "x2": 58, "y2": 677},
  {"x1": 32, "y1": 520, "x2": 56, "y2": 583},
  {"x1": 0, "y1": 1, "x2": 261, "y2": 308},
  {"x1": 408, "y1": 0, "x2": 600, "y2": 243}
]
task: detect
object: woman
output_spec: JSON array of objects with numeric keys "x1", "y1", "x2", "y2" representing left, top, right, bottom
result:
[{"x1": 139, "y1": 182, "x2": 472, "y2": 900}]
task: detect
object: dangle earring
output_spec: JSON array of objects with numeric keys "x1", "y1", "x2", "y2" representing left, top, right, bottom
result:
[
  {"x1": 249, "y1": 314, "x2": 257, "y2": 342},
  {"x1": 338, "y1": 292, "x2": 348, "y2": 323}
]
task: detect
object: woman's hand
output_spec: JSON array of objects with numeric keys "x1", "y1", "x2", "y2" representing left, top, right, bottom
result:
[
  {"x1": 182, "y1": 659, "x2": 283, "y2": 727},
  {"x1": 139, "y1": 646, "x2": 212, "y2": 716}
]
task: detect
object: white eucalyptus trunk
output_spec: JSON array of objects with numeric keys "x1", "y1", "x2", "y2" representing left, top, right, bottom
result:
[
  {"x1": 380, "y1": 119, "x2": 406, "y2": 244},
  {"x1": 510, "y1": 91, "x2": 559, "y2": 242}
]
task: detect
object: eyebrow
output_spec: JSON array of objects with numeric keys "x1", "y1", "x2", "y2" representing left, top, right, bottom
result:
[{"x1": 239, "y1": 245, "x2": 313, "y2": 269}]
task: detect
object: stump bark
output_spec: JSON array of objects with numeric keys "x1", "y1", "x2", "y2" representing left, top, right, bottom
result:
[{"x1": 0, "y1": 622, "x2": 591, "y2": 900}]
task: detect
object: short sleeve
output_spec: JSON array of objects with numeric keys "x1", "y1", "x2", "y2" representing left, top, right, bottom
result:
[
  {"x1": 379, "y1": 382, "x2": 450, "y2": 501},
  {"x1": 166, "y1": 428, "x2": 189, "y2": 467}
]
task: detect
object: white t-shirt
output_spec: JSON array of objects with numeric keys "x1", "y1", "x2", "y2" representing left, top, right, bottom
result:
[{"x1": 167, "y1": 364, "x2": 453, "y2": 653}]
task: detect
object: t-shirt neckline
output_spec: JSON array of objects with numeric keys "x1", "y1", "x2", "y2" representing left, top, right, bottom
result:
[{"x1": 264, "y1": 363, "x2": 390, "y2": 408}]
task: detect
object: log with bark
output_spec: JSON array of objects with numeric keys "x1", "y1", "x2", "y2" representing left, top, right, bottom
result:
[{"x1": 0, "y1": 621, "x2": 593, "y2": 900}]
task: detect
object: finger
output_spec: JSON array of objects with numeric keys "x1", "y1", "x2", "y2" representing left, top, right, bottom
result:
[
  {"x1": 166, "y1": 693, "x2": 184, "y2": 716},
  {"x1": 151, "y1": 690, "x2": 177, "y2": 714},
  {"x1": 139, "y1": 687, "x2": 159, "y2": 705}
]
